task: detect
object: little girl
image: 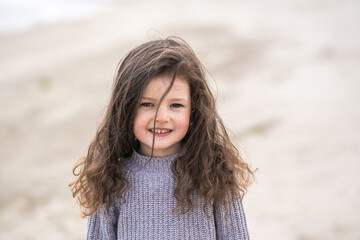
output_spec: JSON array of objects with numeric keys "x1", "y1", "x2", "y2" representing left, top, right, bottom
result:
[{"x1": 70, "y1": 37, "x2": 255, "y2": 240}]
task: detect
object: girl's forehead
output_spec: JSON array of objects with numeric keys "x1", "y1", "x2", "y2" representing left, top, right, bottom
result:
[{"x1": 142, "y1": 75, "x2": 189, "y2": 97}]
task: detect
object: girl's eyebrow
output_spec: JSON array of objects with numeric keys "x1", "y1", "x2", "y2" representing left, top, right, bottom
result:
[
  {"x1": 141, "y1": 96, "x2": 188, "y2": 101},
  {"x1": 141, "y1": 97, "x2": 157, "y2": 101},
  {"x1": 169, "y1": 97, "x2": 188, "y2": 102}
]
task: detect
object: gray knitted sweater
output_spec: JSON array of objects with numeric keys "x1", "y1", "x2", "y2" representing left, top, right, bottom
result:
[{"x1": 86, "y1": 151, "x2": 249, "y2": 240}]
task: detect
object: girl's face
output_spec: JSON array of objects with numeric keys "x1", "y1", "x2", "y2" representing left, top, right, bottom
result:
[{"x1": 133, "y1": 75, "x2": 191, "y2": 157}]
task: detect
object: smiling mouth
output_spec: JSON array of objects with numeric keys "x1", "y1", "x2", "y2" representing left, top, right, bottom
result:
[{"x1": 149, "y1": 128, "x2": 172, "y2": 134}]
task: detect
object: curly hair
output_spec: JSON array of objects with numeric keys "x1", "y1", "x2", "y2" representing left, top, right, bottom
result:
[{"x1": 69, "y1": 37, "x2": 255, "y2": 217}]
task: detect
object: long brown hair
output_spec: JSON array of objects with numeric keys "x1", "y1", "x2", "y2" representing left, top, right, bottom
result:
[{"x1": 70, "y1": 37, "x2": 255, "y2": 217}]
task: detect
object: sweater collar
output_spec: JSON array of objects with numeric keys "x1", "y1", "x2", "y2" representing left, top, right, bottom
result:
[{"x1": 125, "y1": 150, "x2": 180, "y2": 172}]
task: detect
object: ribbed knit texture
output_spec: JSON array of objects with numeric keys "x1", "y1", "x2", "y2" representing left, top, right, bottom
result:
[{"x1": 86, "y1": 151, "x2": 250, "y2": 240}]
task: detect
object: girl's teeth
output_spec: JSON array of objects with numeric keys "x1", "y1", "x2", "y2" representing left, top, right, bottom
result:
[{"x1": 152, "y1": 129, "x2": 171, "y2": 133}]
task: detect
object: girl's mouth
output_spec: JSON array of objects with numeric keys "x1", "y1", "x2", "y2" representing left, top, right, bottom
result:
[{"x1": 148, "y1": 128, "x2": 173, "y2": 136}]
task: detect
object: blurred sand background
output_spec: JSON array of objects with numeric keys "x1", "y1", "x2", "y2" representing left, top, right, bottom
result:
[{"x1": 1, "y1": 0, "x2": 360, "y2": 239}]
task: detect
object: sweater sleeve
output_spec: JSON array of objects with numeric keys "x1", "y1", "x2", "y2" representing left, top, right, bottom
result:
[
  {"x1": 86, "y1": 202, "x2": 118, "y2": 240},
  {"x1": 214, "y1": 197, "x2": 250, "y2": 240}
]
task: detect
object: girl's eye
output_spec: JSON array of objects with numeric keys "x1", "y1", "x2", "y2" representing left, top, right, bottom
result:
[
  {"x1": 170, "y1": 103, "x2": 183, "y2": 108},
  {"x1": 140, "y1": 102, "x2": 153, "y2": 107}
]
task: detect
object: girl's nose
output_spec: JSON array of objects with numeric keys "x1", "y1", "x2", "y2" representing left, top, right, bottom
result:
[{"x1": 155, "y1": 105, "x2": 170, "y2": 122}]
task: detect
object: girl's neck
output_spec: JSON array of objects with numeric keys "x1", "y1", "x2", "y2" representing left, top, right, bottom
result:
[{"x1": 137, "y1": 144, "x2": 184, "y2": 158}]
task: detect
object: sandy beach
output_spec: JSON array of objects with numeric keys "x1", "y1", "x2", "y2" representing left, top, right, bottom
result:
[{"x1": 1, "y1": 0, "x2": 360, "y2": 239}]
